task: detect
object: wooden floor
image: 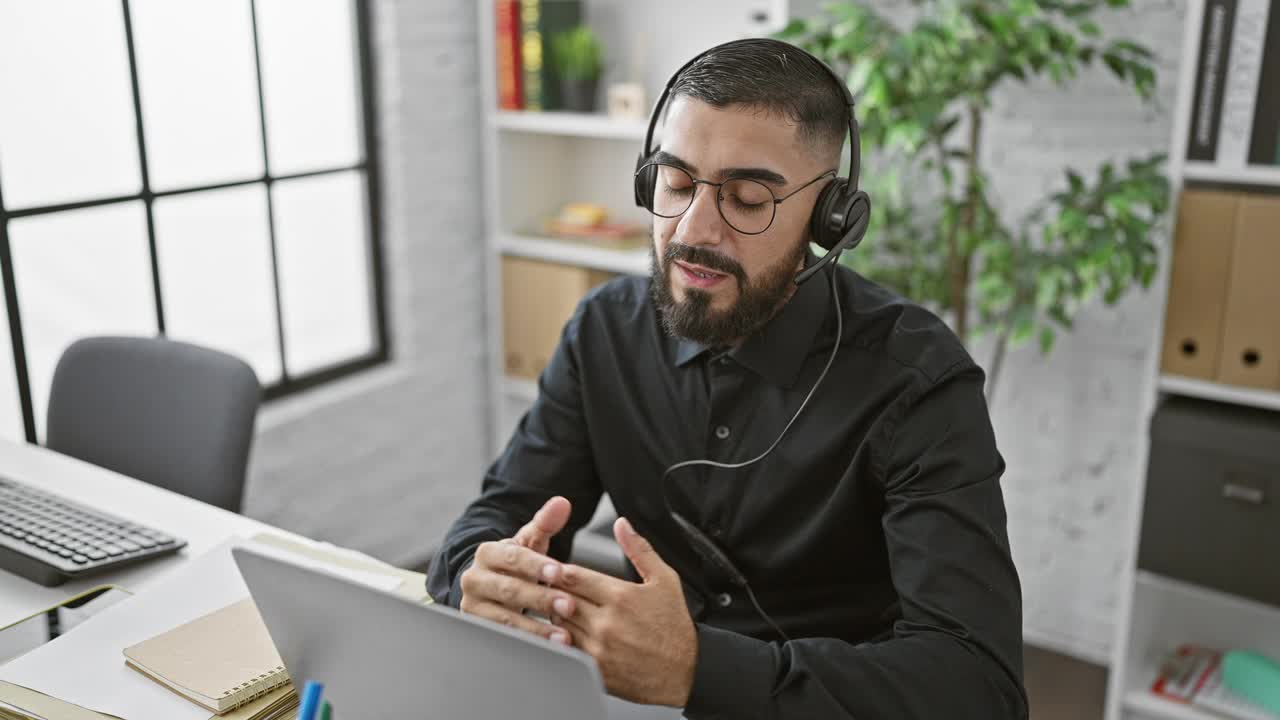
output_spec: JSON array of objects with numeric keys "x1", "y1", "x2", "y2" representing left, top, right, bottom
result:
[{"x1": 1025, "y1": 644, "x2": 1109, "y2": 720}]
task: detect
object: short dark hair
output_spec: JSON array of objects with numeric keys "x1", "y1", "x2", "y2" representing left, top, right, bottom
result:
[{"x1": 667, "y1": 39, "x2": 848, "y2": 161}]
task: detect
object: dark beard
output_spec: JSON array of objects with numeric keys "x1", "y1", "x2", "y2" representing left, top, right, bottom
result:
[{"x1": 650, "y1": 239, "x2": 805, "y2": 348}]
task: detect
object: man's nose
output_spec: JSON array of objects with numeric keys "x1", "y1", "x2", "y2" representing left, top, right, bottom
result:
[{"x1": 676, "y1": 184, "x2": 728, "y2": 246}]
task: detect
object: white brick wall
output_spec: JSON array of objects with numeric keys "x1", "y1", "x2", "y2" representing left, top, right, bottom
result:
[
  {"x1": 243, "y1": 0, "x2": 1189, "y2": 664},
  {"x1": 242, "y1": 0, "x2": 489, "y2": 569},
  {"x1": 979, "y1": 0, "x2": 1187, "y2": 662}
]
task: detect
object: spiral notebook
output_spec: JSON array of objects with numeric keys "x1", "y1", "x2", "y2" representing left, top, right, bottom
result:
[{"x1": 122, "y1": 598, "x2": 291, "y2": 715}]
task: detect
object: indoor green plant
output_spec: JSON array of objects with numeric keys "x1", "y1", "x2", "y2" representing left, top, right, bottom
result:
[
  {"x1": 778, "y1": 0, "x2": 1171, "y2": 398},
  {"x1": 552, "y1": 25, "x2": 604, "y2": 112}
]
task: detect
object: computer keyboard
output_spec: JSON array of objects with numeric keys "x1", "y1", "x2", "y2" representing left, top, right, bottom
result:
[{"x1": 0, "y1": 476, "x2": 186, "y2": 587}]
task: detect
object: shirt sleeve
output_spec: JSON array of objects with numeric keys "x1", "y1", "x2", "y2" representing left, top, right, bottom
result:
[
  {"x1": 426, "y1": 301, "x2": 604, "y2": 608},
  {"x1": 683, "y1": 361, "x2": 1028, "y2": 720}
]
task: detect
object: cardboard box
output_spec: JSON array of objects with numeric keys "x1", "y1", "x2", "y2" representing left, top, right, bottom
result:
[
  {"x1": 1217, "y1": 193, "x2": 1280, "y2": 389},
  {"x1": 1160, "y1": 189, "x2": 1239, "y2": 380},
  {"x1": 501, "y1": 256, "x2": 614, "y2": 381}
]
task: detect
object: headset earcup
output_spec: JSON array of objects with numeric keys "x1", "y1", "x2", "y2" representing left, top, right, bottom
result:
[
  {"x1": 634, "y1": 155, "x2": 658, "y2": 211},
  {"x1": 809, "y1": 179, "x2": 848, "y2": 251}
]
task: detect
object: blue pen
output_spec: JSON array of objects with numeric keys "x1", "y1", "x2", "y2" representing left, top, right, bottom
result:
[{"x1": 297, "y1": 680, "x2": 324, "y2": 720}]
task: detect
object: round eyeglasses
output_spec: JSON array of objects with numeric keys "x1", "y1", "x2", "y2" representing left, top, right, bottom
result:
[{"x1": 637, "y1": 163, "x2": 836, "y2": 235}]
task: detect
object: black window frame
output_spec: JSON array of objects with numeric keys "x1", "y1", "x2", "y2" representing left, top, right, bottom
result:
[{"x1": 0, "y1": 0, "x2": 389, "y2": 443}]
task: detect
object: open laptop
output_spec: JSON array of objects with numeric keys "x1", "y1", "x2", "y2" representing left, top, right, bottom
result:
[{"x1": 233, "y1": 546, "x2": 682, "y2": 720}]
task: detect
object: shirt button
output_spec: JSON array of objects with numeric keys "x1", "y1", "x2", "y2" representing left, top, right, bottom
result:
[
  {"x1": 716, "y1": 592, "x2": 733, "y2": 607},
  {"x1": 714, "y1": 425, "x2": 730, "y2": 440}
]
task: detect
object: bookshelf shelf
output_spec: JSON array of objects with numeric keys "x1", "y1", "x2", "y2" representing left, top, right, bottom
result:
[
  {"x1": 1115, "y1": 571, "x2": 1280, "y2": 720},
  {"x1": 493, "y1": 110, "x2": 649, "y2": 141},
  {"x1": 503, "y1": 377, "x2": 539, "y2": 402},
  {"x1": 1121, "y1": 691, "x2": 1217, "y2": 720},
  {"x1": 1158, "y1": 374, "x2": 1280, "y2": 413},
  {"x1": 1182, "y1": 162, "x2": 1280, "y2": 188},
  {"x1": 497, "y1": 233, "x2": 650, "y2": 276}
]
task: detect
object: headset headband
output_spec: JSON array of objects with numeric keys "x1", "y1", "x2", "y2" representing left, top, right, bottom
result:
[{"x1": 641, "y1": 38, "x2": 861, "y2": 190}]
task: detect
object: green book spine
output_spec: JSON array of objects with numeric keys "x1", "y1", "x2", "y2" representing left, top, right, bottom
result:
[{"x1": 519, "y1": 0, "x2": 581, "y2": 111}]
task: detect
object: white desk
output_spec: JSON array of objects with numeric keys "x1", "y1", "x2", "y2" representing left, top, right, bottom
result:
[{"x1": 0, "y1": 438, "x2": 297, "y2": 628}]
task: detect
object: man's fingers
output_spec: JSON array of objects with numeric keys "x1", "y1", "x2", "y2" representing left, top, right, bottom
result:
[
  {"x1": 475, "y1": 540, "x2": 564, "y2": 585},
  {"x1": 461, "y1": 566, "x2": 578, "y2": 619},
  {"x1": 613, "y1": 517, "x2": 670, "y2": 584},
  {"x1": 556, "y1": 562, "x2": 628, "y2": 606},
  {"x1": 465, "y1": 601, "x2": 571, "y2": 645},
  {"x1": 551, "y1": 614, "x2": 599, "y2": 654},
  {"x1": 512, "y1": 496, "x2": 573, "y2": 553}
]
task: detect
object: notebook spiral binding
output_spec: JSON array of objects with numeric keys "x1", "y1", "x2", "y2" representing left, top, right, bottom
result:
[{"x1": 218, "y1": 664, "x2": 292, "y2": 711}]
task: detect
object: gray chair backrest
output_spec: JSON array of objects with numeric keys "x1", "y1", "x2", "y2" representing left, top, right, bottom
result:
[{"x1": 45, "y1": 336, "x2": 261, "y2": 513}]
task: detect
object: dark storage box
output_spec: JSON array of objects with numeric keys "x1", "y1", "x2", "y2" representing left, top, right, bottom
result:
[{"x1": 1138, "y1": 395, "x2": 1280, "y2": 608}]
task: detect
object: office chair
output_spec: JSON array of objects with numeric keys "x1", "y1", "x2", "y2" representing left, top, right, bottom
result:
[{"x1": 45, "y1": 336, "x2": 261, "y2": 513}]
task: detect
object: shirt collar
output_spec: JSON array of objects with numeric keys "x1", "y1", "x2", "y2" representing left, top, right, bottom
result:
[{"x1": 672, "y1": 252, "x2": 829, "y2": 388}]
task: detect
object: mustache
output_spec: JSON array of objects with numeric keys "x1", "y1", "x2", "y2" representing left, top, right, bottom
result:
[{"x1": 663, "y1": 243, "x2": 747, "y2": 286}]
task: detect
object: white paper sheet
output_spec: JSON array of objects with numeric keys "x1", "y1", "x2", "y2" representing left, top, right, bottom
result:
[{"x1": 0, "y1": 536, "x2": 403, "y2": 720}]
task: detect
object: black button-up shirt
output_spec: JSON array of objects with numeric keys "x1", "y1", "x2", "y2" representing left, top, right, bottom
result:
[{"x1": 427, "y1": 262, "x2": 1027, "y2": 719}]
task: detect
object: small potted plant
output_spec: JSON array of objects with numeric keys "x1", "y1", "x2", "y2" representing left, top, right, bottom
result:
[{"x1": 552, "y1": 25, "x2": 603, "y2": 112}]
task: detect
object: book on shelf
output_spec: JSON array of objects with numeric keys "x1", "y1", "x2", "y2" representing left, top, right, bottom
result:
[
  {"x1": 536, "y1": 203, "x2": 649, "y2": 249},
  {"x1": 1186, "y1": 0, "x2": 1280, "y2": 171},
  {"x1": 518, "y1": 0, "x2": 582, "y2": 111},
  {"x1": 1150, "y1": 645, "x2": 1278, "y2": 720},
  {"x1": 495, "y1": 0, "x2": 523, "y2": 109},
  {"x1": 540, "y1": 219, "x2": 649, "y2": 248}
]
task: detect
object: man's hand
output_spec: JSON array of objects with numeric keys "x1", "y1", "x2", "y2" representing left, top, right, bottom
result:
[
  {"x1": 459, "y1": 497, "x2": 578, "y2": 644},
  {"x1": 551, "y1": 517, "x2": 698, "y2": 707}
]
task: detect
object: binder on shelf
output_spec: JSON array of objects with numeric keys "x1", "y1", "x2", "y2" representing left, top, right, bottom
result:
[
  {"x1": 501, "y1": 256, "x2": 612, "y2": 381},
  {"x1": 1160, "y1": 189, "x2": 1240, "y2": 380},
  {"x1": 1217, "y1": 193, "x2": 1280, "y2": 389}
]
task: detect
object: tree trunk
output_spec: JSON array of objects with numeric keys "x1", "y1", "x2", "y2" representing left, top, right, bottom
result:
[
  {"x1": 986, "y1": 328, "x2": 1011, "y2": 405},
  {"x1": 949, "y1": 103, "x2": 983, "y2": 342}
]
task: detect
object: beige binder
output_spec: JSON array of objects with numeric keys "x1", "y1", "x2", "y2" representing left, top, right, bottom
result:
[
  {"x1": 1160, "y1": 189, "x2": 1240, "y2": 380},
  {"x1": 123, "y1": 599, "x2": 288, "y2": 714},
  {"x1": 1217, "y1": 194, "x2": 1280, "y2": 389},
  {"x1": 502, "y1": 256, "x2": 614, "y2": 380}
]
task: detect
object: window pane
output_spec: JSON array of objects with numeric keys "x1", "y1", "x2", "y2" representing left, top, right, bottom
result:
[
  {"x1": 0, "y1": 297, "x2": 28, "y2": 443},
  {"x1": 272, "y1": 170, "x2": 374, "y2": 375},
  {"x1": 8, "y1": 202, "x2": 156, "y2": 440},
  {"x1": 0, "y1": 3, "x2": 142, "y2": 209},
  {"x1": 129, "y1": 0, "x2": 264, "y2": 191},
  {"x1": 256, "y1": 0, "x2": 362, "y2": 175},
  {"x1": 154, "y1": 185, "x2": 280, "y2": 384}
]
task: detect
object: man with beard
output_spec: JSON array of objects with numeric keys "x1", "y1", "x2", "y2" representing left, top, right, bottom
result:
[{"x1": 427, "y1": 39, "x2": 1027, "y2": 720}]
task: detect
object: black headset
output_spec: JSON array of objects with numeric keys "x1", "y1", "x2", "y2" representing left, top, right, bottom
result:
[
  {"x1": 633, "y1": 37, "x2": 872, "y2": 285},
  {"x1": 636, "y1": 39, "x2": 869, "y2": 642}
]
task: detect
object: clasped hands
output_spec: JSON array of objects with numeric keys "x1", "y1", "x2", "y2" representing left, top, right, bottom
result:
[{"x1": 459, "y1": 496, "x2": 697, "y2": 707}]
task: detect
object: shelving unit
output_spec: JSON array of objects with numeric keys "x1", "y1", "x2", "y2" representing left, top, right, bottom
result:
[
  {"x1": 1105, "y1": 1, "x2": 1280, "y2": 717},
  {"x1": 475, "y1": 0, "x2": 819, "y2": 451}
]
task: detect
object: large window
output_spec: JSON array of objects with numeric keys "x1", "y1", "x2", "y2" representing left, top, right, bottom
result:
[{"x1": 0, "y1": 0, "x2": 387, "y2": 443}]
